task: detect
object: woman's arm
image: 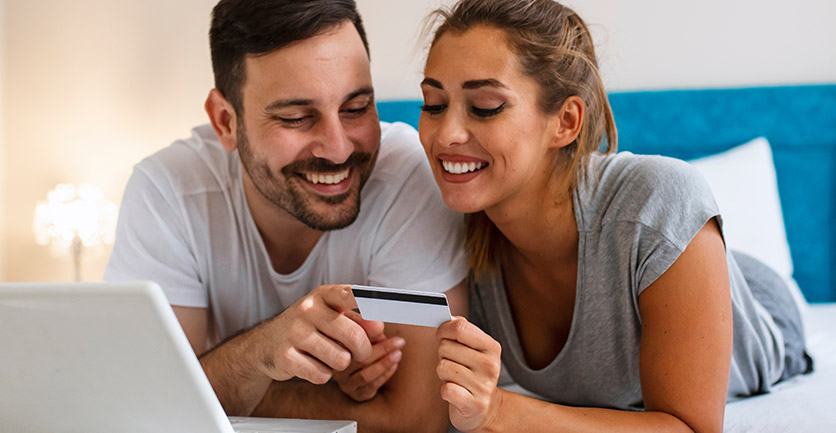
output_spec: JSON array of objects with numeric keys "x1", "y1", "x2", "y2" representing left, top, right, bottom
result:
[{"x1": 437, "y1": 219, "x2": 732, "y2": 433}]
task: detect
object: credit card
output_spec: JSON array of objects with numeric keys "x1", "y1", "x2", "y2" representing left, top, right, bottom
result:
[{"x1": 350, "y1": 285, "x2": 452, "y2": 328}]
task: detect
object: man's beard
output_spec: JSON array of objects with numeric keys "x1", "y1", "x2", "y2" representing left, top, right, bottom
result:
[{"x1": 236, "y1": 124, "x2": 376, "y2": 231}]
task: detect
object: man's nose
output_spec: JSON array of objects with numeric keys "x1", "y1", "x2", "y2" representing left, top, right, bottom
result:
[{"x1": 310, "y1": 115, "x2": 353, "y2": 165}]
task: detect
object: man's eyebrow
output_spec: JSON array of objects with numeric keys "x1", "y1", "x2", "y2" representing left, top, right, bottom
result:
[
  {"x1": 462, "y1": 79, "x2": 507, "y2": 90},
  {"x1": 264, "y1": 98, "x2": 313, "y2": 111},
  {"x1": 344, "y1": 86, "x2": 374, "y2": 103},
  {"x1": 263, "y1": 87, "x2": 374, "y2": 112}
]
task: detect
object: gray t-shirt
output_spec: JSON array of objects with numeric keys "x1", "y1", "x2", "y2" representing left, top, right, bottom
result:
[{"x1": 470, "y1": 152, "x2": 784, "y2": 410}]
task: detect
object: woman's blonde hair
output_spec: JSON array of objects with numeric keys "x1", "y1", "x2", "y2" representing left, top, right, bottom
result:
[{"x1": 427, "y1": 0, "x2": 618, "y2": 276}]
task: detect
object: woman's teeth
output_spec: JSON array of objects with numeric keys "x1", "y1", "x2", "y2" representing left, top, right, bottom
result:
[
  {"x1": 442, "y1": 160, "x2": 485, "y2": 174},
  {"x1": 304, "y1": 169, "x2": 349, "y2": 185}
]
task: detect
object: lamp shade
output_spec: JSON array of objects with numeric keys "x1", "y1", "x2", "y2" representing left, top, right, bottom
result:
[{"x1": 33, "y1": 183, "x2": 118, "y2": 258}]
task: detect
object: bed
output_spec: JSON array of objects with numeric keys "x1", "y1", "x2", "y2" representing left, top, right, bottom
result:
[{"x1": 378, "y1": 84, "x2": 836, "y2": 431}]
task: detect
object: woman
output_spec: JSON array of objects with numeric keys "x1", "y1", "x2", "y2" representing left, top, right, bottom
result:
[{"x1": 418, "y1": 1, "x2": 811, "y2": 432}]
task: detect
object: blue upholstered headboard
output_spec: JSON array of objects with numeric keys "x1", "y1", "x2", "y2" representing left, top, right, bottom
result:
[{"x1": 377, "y1": 85, "x2": 836, "y2": 302}]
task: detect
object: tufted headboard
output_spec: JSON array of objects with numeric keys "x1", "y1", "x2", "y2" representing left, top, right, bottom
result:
[{"x1": 377, "y1": 85, "x2": 836, "y2": 302}]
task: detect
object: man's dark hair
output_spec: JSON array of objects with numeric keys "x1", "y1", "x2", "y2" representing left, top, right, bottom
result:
[{"x1": 209, "y1": 0, "x2": 370, "y2": 114}]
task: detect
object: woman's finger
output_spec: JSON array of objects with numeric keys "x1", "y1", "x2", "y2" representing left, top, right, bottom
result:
[
  {"x1": 438, "y1": 337, "x2": 501, "y2": 379},
  {"x1": 440, "y1": 380, "x2": 474, "y2": 411},
  {"x1": 437, "y1": 317, "x2": 499, "y2": 354},
  {"x1": 437, "y1": 357, "x2": 484, "y2": 393}
]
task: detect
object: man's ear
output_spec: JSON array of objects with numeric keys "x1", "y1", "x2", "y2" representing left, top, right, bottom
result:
[
  {"x1": 549, "y1": 95, "x2": 584, "y2": 149},
  {"x1": 204, "y1": 89, "x2": 239, "y2": 152}
]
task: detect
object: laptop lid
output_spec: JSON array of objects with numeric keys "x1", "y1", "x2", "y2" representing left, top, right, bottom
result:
[{"x1": 0, "y1": 282, "x2": 355, "y2": 433}]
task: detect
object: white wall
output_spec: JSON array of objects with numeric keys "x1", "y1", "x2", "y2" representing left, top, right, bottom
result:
[
  {"x1": 4, "y1": 0, "x2": 216, "y2": 282},
  {"x1": 0, "y1": 0, "x2": 6, "y2": 281},
  {"x1": 2, "y1": 0, "x2": 834, "y2": 281},
  {"x1": 359, "y1": 0, "x2": 836, "y2": 99}
]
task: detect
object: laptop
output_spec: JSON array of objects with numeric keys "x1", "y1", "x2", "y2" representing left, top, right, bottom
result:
[{"x1": 0, "y1": 281, "x2": 356, "y2": 433}]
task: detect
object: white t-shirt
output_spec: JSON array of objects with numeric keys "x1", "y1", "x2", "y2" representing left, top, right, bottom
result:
[{"x1": 104, "y1": 122, "x2": 467, "y2": 346}]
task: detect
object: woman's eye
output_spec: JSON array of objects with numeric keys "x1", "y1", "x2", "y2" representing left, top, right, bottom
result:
[
  {"x1": 420, "y1": 104, "x2": 447, "y2": 115},
  {"x1": 471, "y1": 103, "x2": 505, "y2": 118}
]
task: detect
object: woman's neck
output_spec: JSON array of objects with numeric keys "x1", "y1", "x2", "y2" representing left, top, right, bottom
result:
[{"x1": 485, "y1": 172, "x2": 579, "y2": 274}]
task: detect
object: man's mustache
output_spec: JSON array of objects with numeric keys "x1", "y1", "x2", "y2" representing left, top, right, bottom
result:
[{"x1": 281, "y1": 152, "x2": 373, "y2": 175}]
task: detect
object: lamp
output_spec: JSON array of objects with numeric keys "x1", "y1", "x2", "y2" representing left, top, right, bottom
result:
[{"x1": 33, "y1": 183, "x2": 118, "y2": 282}]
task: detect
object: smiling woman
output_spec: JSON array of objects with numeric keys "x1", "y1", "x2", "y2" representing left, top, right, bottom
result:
[{"x1": 417, "y1": 1, "x2": 812, "y2": 432}]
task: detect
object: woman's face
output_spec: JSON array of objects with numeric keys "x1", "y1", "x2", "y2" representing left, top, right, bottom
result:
[{"x1": 419, "y1": 25, "x2": 562, "y2": 215}]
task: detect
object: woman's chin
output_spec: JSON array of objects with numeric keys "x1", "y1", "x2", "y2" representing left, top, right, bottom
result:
[{"x1": 440, "y1": 193, "x2": 487, "y2": 214}]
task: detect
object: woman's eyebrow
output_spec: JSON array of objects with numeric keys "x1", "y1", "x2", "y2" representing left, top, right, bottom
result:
[
  {"x1": 462, "y1": 79, "x2": 507, "y2": 90},
  {"x1": 420, "y1": 78, "x2": 508, "y2": 90},
  {"x1": 421, "y1": 78, "x2": 444, "y2": 89}
]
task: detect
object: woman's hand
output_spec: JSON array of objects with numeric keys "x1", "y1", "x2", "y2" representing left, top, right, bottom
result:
[{"x1": 436, "y1": 317, "x2": 504, "y2": 432}]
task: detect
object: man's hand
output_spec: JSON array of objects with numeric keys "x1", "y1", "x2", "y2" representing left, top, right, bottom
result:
[
  {"x1": 332, "y1": 310, "x2": 406, "y2": 401},
  {"x1": 256, "y1": 284, "x2": 384, "y2": 385}
]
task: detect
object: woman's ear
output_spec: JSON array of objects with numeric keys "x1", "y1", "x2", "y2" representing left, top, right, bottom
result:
[
  {"x1": 550, "y1": 95, "x2": 584, "y2": 149},
  {"x1": 204, "y1": 89, "x2": 240, "y2": 152}
]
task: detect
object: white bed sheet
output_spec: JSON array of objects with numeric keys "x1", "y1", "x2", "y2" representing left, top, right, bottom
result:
[{"x1": 724, "y1": 303, "x2": 836, "y2": 432}]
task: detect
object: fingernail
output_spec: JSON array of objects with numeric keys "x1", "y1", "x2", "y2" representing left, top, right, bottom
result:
[
  {"x1": 390, "y1": 350, "x2": 402, "y2": 362},
  {"x1": 393, "y1": 337, "x2": 406, "y2": 348}
]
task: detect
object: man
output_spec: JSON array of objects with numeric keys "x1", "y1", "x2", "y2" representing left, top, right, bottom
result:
[{"x1": 104, "y1": 1, "x2": 466, "y2": 431}]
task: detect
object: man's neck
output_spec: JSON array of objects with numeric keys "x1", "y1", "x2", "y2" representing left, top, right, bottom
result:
[{"x1": 242, "y1": 169, "x2": 324, "y2": 275}]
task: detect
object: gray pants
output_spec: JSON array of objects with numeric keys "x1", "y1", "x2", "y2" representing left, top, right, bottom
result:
[{"x1": 733, "y1": 251, "x2": 813, "y2": 380}]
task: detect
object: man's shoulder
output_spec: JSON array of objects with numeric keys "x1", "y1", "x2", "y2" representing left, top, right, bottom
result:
[
  {"x1": 372, "y1": 121, "x2": 428, "y2": 183},
  {"x1": 136, "y1": 124, "x2": 237, "y2": 195}
]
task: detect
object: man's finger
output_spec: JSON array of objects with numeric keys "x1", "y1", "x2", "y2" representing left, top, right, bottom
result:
[
  {"x1": 351, "y1": 348, "x2": 402, "y2": 388},
  {"x1": 318, "y1": 284, "x2": 358, "y2": 312},
  {"x1": 317, "y1": 310, "x2": 375, "y2": 361},
  {"x1": 355, "y1": 364, "x2": 399, "y2": 401},
  {"x1": 286, "y1": 347, "x2": 333, "y2": 385},
  {"x1": 365, "y1": 336, "x2": 406, "y2": 365},
  {"x1": 345, "y1": 308, "x2": 385, "y2": 341}
]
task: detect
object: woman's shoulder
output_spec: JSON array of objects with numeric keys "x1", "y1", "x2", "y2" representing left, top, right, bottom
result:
[{"x1": 578, "y1": 152, "x2": 719, "y2": 236}]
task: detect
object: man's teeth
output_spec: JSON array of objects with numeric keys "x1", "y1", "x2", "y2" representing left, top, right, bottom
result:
[
  {"x1": 442, "y1": 160, "x2": 485, "y2": 174},
  {"x1": 305, "y1": 169, "x2": 350, "y2": 185}
]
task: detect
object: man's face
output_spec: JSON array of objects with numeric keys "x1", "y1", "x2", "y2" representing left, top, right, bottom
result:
[{"x1": 236, "y1": 21, "x2": 380, "y2": 231}]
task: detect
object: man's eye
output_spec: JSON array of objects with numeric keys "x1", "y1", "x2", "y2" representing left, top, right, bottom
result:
[
  {"x1": 420, "y1": 104, "x2": 447, "y2": 115},
  {"x1": 273, "y1": 116, "x2": 310, "y2": 125},
  {"x1": 471, "y1": 103, "x2": 505, "y2": 118},
  {"x1": 342, "y1": 103, "x2": 370, "y2": 117}
]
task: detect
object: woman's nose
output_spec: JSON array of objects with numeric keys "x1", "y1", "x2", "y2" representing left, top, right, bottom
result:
[{"x1": 433, "y1": 108, "x2": 470, "y2": 148}]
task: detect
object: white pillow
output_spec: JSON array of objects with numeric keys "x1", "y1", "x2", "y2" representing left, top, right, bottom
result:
[{"x1": 688, "y1": 137, "x2": 809, "y2": 316}]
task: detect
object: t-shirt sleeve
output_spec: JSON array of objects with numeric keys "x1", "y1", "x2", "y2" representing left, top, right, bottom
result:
[
  {"x1": 616, "y1": 157, "x2": 722, "y2": 295},
  {"x1": 365, "y1": 124, "x2": 468, "y2": 293},
  {"x1": 103, "y1": 162, "x2": 207, "y2": 307}
]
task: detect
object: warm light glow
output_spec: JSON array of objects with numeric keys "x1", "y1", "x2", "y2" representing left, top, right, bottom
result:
[{"x1": 33, "y1": 183, "x2": 118, "y2": 258}]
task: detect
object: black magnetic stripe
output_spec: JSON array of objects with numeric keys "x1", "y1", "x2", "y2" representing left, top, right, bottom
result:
[{"x1": 351, "y1": 289, "x2": 448, "y2": 306}]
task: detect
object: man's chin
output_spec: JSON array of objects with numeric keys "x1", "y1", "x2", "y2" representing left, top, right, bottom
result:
[
  {"x1": 294, "y1": 195, "x2": 361, "y2": 231},
  {"x1": 297, "y1": 209, "x2": 360, "y2": 231}
]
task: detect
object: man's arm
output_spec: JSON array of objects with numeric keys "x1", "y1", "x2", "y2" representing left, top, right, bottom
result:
[
  {"x1": 251, "y1": 281, "x2": 468, "y2": 433},
  {"x1": 174, "y1": 285, "x2": 381, "y2": 417}
]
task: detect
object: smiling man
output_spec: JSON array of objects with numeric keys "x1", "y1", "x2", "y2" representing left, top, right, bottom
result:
[{"x1": 103, "y1": 1, "x2": 465, "y2": 431}]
